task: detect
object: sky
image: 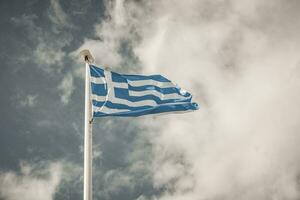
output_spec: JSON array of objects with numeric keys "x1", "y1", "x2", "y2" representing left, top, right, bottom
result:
[{"x1": 1, "y1": 0, "x2": 300, "y2": 200}]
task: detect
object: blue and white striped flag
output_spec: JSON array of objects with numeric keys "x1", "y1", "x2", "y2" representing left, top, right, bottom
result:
[{"x1": 90, "y1": 65, "x2": 198, "y2": 117}]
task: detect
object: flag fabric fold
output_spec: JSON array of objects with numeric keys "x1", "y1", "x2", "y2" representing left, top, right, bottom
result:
[{"x1": 90, "y1": 65, "x2": 198, "y2": 117}]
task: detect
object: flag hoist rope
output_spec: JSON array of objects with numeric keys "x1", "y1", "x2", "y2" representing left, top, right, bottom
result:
[{"x1": 81, "y1": 50, "x2": 94, "y2": 200}]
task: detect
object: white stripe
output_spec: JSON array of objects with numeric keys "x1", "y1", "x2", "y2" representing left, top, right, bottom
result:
[
  {"x1": 90, "y1": 76, "x2": 128, "y2": 88},
  {"x1": 110, "y1": 97, "x2": 157, "y2": 107},
  {"x1": 91, "y1": 94, "x2": 157, "y2": 107},
  {"x1": 90, "y1": 76, "x2": 105, "y2": 84},
  {"x1": 91, "y1": 75, "x2": 183, "y2": 100},
  {"x1": 95, "y1": 105, "x2": 192, "y2": 115},
  {"x1": 146, "y1": 109, "x2": 194, "y2": 117},
  {"x1": 112, "y1": 82, "x2": 128, "y2": 88},
  {"x1": 105, "y1": 70, "x2": 115, "y2": 97},
  {"x1": 93, "y1": 105, "x2": 130, "y2": 114},
  {"x1": 128, "y1": 79, "x2": 175, "y2": 88},
  {"x1": 91, "y1": 70, "x2": 189, "y2": 108},
  {"x1": 103, "y1": 71, "x2": 158, "y2": 107},
  {"x1": 129, "y1": 90, "x2": 188, "y2": 100},
  {"x1": 91, "y1": 72, "x2": 175, "y2": 89},
  {"x1": 91, "y1": 93, "x2": 106, "y2": 102},
  {"x1": 92, "y1": 93, "x2": 191, "y2": 109}
]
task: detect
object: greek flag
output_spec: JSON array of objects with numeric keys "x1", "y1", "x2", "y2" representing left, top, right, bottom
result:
[{"x1": 90, "y1": 65, "x2": 198, "y2": 117}]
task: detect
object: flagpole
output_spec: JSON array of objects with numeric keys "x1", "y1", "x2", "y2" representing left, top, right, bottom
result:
[{"x1": 81, "y1": 50, "x2": 94, "y2": 200}]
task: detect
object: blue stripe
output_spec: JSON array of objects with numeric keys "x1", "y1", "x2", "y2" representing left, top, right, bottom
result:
[
  {"x1": 93, "y1": 102, "x2": 199, "y2": 117},
  {"x1": 128, "y1": 85, "x2": 190, "y2": 97},
  {"x1": 93, "y1": 100, "x2": 152, "y2": 111},
  {"x1": 92, "y1": 99, "x2": 196, "y2": 112},
  {"x1": 90, "y1": 65, "x2": 105, "y2": 77},
  {"x1": 90, "y1": 65, "x2": 171, "y2": 82},
  {"x1": 114, "y1": 88, "x2": 191, "y2": 104},
  {"x1": 92, "y1": 100, "x2": 105, "y2": 108},
  {"x1": 111, "y1": 72, "x2": 171, "y2": 83},
  {"x1": 111, "y1": 72, "x2": 128, "y2": 83},
  {"x1": 122, "y1": 74, "x2": 171, "y2": 82},
  {"x1": 90, "y1": 64, "x2": 199, "y2": 117},
  {"x1": 91, "y1": 83, "x2": 107, "y2": 96},
  {"x1": 91, "y1": 83, "x2": 189, "y2": 99}
]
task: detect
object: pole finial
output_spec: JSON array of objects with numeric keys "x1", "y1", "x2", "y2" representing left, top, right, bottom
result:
[{"x1": 80, "y1": 49, "x2": 95, "y2": 64}]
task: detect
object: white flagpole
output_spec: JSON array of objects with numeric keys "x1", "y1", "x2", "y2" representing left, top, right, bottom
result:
[{"x1": 80, "y1": 50, "x2": 94, "y2": 200}]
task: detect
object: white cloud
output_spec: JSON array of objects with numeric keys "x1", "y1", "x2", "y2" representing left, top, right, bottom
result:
[
  {"x1": 0, "y1": 162, "x2": 62, "y2": 200},
  {"x1": 34, "y1": 43, "x2": 66, "y2": 68},
  {"x1": 11, "y1": 0, "x2": 73, "y2": 72},
  {"x1": 48, "y1": 0, "x2": 75, "y2": 30},
  {"x1": 19, "y1": 94, "x2": 38, "y2": 107},
  {"x1": 73, "y1": 0, "x2": 143, "y2": 68},
  {"x1": 103, "y1": 169, "x2": 133, "y2": 195},
  {"x1": 77, "y1": 0, "x2": 300, "y2": 199},
  {"x1": 11, "y1": 2, "x2": 78, "y2": 107},
  {"x1": 49, "y1": 0, "x2": 68, "y2": 27},
  {"x1": 11, "y1": 16, "x2": 70, "y2": 74},
  {"x1": 135, "y1": 196, "x2": 148, "y2": 200},
  {"x1": 137, "y1": 1, "x2": 300, "y2": 200},
  {"x1": 11, "y1": 14, "x2": 38, "y2": 32},
  {"x1": 57, "y1": 73, "x2": 74, "y2": 105}
]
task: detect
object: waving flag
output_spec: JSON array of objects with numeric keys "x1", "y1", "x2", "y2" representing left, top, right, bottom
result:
[{"x1": 90, "y1": 65, "x2": 198, "y2": 117}]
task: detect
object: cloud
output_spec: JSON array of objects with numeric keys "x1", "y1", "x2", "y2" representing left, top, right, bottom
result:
[
  {"x1": 0, "y1": 162, "x2": 62, "y2": 200},
  {"x1": 19, "y1": 94, "x2": 38, "y2": 107},
  {"x1": 103, "y1": 169, "x2": 133, "y2": 196},
  {"x1": 73, "y1": 0, "x2": 143, "y2": 69},
  {"x1": 13, "y1": 91, "x2": 38, "y2": 108},
  {"x1": 34, "y1": 43, "x2": 66, "y2": 68},
  {"x1": 136, "y1": 1, "x2": 300, "y2": 200},
  {"x1": 11, "y1": 2, "x2": 76, "y2": 105},
  {"x1": 77, "y1": 0, "x2": 300, "y2": 199},
  {"x1": 91, "y1": 118, "x2": 154, "y2": 200},
  {"x1": 49, "y1": 0, "x2": 68, "y2": 27},
  {"x1": 57, "y1": 73, "x2": 74, "y2": 105},
  {"x1": 11, "y1": 13, "x2": 72, "y2": 73},
  {"x1": 11, "y1": 14, "x2": 39, "y2": 33},
  {"x1": 48, "y1": 0, "x2": 75, "y2": 30}
]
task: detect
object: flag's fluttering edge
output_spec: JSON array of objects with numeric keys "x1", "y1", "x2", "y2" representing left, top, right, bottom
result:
[{"x1": 90, "y1": 65, "x2": 198, "y2": 117}]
